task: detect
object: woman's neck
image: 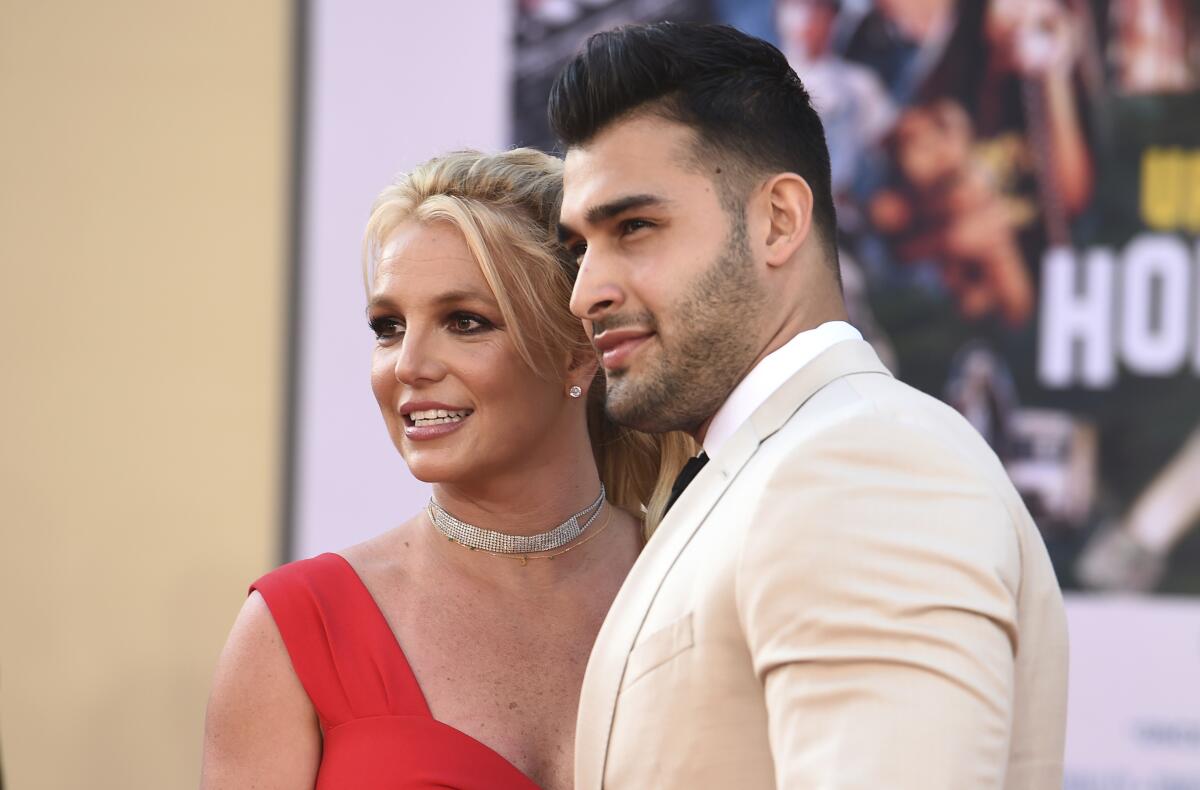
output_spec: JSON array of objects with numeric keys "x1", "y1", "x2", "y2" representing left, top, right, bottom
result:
[
  {"x1": 429, "y1": 454, "x2": 604, "y2": 539},
  {"x1": 415, "y1": 440, "x2": 642, "y2": 590}
]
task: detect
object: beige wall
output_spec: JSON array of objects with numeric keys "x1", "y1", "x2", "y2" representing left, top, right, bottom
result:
[{"x1": 0, "y1": 2, "x2": 290, "y2": 786}]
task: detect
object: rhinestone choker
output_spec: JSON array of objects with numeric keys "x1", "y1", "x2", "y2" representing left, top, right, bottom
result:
[{"x1": 426, "y1": 484, "x2": 606, "y2": 554}]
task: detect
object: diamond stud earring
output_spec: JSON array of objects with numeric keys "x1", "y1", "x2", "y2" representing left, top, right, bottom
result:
[{"x1": 569, "y1": 385, "x2": 583, "y2": 399}]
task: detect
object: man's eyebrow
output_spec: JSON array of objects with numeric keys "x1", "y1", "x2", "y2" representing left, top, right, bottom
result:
[{"x1": 558, "y1": 193, "x2": 668, "y2": 241}]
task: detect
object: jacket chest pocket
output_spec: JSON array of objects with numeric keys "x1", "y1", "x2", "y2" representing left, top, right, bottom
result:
[{"x1": 621, "y1": 613, "x2": 694, "y2": 691}]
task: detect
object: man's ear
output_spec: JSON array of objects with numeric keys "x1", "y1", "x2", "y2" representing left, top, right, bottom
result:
[{"x1": 760, "y1": 172, "x2": 814, "y2": 268}]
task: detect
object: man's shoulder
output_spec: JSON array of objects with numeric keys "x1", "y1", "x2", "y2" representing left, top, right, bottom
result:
[
  {"x1": 771, "y1": 369, "x2": 975, "y2": 447},
  {"x1": 734, "y1": 370, "x2": 1039, "y2": 589},
  {"x1": 756, "y1": 370, "x2": 1016, "y2": 499}
]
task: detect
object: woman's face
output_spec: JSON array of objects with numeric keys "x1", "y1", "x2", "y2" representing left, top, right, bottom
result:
[{"x1": 368, "y1": 221, "x2": 574, "y2": 484}]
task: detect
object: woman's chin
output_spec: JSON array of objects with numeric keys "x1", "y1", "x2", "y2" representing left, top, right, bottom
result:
[
  {"x1": 392, "y1": 436, "x2": 469, "y2": 483},
  {"x1": 402, "y1": 454, "x2": 478, "y2": 485},
  {"x1": 406, "y1": 466, "x2": 444, "y2": 484}
]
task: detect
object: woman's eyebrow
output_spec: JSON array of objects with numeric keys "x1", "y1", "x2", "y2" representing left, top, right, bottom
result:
[
  {"x1": 367, "y1": 288, "x2": 497, "y2": 313},
  {"x1": 431, "y1": 288, "x2": 498, "y2": 307}
]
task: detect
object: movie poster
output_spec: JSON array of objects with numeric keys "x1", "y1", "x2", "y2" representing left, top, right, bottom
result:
[{"x1": 517, "y1": 0, "x2": 1200, "y2": 783}]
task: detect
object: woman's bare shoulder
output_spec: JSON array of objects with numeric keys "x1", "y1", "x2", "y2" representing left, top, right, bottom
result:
[
  {"x1": 336, "y1": 514, "x2": 425, "y2": 581},
  {"x1": 200, "y1": 592, "x2": 321, "y2": 789}
]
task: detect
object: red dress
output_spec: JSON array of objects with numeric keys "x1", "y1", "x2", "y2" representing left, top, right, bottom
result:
[{"x1": 251, "y1": 552, "x2": 542, "y2": 789}]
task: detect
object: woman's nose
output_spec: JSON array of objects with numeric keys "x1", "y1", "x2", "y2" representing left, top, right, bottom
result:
[{"x1": 392, "y1": 332, "x2": 446, "y2": 385}]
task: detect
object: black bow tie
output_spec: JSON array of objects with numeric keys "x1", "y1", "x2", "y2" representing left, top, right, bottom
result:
[{"x1": 665, "y1": 452, "x2": 709, "y2": 514}]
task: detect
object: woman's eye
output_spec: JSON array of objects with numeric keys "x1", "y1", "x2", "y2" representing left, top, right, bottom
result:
[
  {"x1": 449, "y1": 313, "x2": 490, "y2": 334},
  {"x1": 369, "y1": 318, "x2": 404, "y2": 341}
]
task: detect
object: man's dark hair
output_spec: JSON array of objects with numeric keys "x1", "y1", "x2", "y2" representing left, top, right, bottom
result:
[{"x1": 548, "y1": 22, "x2": 839, "y2": 265}]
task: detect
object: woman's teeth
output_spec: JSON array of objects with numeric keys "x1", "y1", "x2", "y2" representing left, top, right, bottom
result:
[{"x1": 410, "y1": 408, "x2": 472, "y2": 426}]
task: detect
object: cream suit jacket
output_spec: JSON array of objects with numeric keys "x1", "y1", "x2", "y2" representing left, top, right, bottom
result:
[{"x1": 575, "y1": 340, "x2": 1068, "y2": 789}]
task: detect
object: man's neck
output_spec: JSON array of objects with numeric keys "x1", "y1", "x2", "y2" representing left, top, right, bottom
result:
[{"x1": 693, "y1": 308, "x2": 853, "y2": 446}]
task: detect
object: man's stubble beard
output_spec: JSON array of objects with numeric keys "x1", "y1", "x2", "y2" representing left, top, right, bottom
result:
[{"x1": 604, "y1": 211, "x2": 765, "y2": 435}]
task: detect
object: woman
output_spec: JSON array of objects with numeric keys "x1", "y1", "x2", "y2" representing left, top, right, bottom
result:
[{"x1": 200, "y1": 149, "x2": 694, "y2": 789}]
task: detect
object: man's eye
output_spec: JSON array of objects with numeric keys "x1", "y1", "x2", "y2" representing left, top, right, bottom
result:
[
  {"x1": 369, "y1": 318, "x2": 404, "y2": 341},
  {"x1": 570, "y1": 241, "x2": 588, "y2": 261}
]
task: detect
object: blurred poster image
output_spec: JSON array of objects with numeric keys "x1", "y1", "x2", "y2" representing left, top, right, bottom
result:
[
  {"x1": 514, "y1": 0, "x2": 712, "y2": 150},
  {"x1": 516, "y1": 0, "x2": 1200, "y2": 598},
  {"x1": 786, "y1": 0, "x2": 1200, "y2": 600}
]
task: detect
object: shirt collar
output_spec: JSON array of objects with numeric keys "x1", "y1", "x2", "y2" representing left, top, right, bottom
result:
[{"x1": 702, "y1": 321, "x2": 863, "y2": 457}]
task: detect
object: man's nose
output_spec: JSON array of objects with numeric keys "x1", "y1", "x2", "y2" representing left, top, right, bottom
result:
[{"x1": 569, "y1": 248, "x2": 625, "y2": 321}]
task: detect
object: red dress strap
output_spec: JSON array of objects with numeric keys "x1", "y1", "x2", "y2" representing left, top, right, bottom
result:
[{"x1": 249, "y1": 552, "x2": 431, "y2": 730}]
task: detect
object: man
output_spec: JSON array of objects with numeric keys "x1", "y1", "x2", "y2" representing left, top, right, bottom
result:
[{"x1": 552, "y1": 22, "x2": 1068, "y2": 789}]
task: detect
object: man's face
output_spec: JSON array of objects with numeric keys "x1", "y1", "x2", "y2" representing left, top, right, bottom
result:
[{"x1": 560, "y1": 115, "x2": 766, "y2": 435}]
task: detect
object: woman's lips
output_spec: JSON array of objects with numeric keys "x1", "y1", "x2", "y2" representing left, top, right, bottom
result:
[{"x1": 403, "y1": 412, "x2": 471, "y2": 441}]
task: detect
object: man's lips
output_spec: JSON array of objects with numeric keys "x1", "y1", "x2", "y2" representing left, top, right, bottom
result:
[{"x1": 594, "y1": 329, "x2": 654, "y2": 370}]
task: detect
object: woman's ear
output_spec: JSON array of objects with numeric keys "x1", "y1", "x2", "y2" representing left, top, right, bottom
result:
[
  {"x1": 761, "y1": 172, "x2": 814, "y2": 268},
  {"x1": 564, "y1": 346, "x2": 600, "y2": 398}
]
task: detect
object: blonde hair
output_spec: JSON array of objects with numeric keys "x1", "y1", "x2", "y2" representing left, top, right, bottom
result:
[{"x1": 364, "y1": 148, "x2": 696, "y2": 536}]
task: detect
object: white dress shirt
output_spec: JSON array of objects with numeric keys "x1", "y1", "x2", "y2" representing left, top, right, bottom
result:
[{"x1": 703, "y1": 321, "x2": 863, "y2": 457}]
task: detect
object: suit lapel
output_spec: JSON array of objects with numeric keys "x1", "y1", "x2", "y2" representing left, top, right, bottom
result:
[
  {"x1": 575, "y1": 339, "x2": 892, "y2": 789},
  {"x1": 575, "y1": 425, "x2": 759, "y2": 789}
]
